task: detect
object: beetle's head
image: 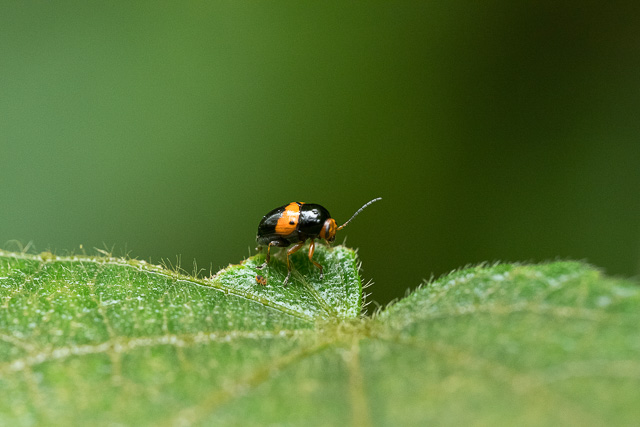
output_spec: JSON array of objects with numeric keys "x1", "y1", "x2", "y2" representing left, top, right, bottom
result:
[{"x1": 319, "y1": 218, "x2": 338, "y2": 243}]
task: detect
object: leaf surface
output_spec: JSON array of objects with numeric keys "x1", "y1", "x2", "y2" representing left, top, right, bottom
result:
[{"x1": 0, "y1": 249, "x2": 638, "y2": 426}]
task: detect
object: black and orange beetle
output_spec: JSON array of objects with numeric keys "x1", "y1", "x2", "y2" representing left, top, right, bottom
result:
[{"x1": 256, "y1": 197, "x2": 381, "y2": 285}]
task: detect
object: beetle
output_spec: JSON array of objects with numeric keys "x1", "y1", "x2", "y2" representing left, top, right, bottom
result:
[{"x1": 256, "y1": 197, "x2": 381, "y2": 285}]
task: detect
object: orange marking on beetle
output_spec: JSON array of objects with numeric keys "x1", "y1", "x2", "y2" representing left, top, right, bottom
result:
[{"x1": 275, "y1": 202, "x2": 300, "y2": 236}]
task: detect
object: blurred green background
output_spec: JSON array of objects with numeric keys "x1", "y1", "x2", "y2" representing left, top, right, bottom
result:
[{"x1": 2, "y1": 2, "x2": 639, "y2": 308}]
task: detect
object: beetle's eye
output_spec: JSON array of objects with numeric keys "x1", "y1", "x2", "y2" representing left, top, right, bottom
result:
[
  {"x1": 320, "y1": 218, "x2": 337, "y2": 242},
  {"x1": 322, "y1": 218, "x2": 336, "y2": 242}
]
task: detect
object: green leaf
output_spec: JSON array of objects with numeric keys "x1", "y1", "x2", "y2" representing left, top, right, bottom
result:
[{"x1": 0, "y1": 248, "x2": 638, "y2": 426}]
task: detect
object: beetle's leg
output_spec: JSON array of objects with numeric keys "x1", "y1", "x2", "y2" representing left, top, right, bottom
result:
[
  {"x1": 308, "y1": 239, "x2": 323, "y2": 279},
  {"x1": 323, "y1": 239, "x2": 334, "y2": 251},
  {"x1": 283, "y1": 241, "x2": 305, "y2": 286},
  {"x1": 257, "y1": 242, "x2": 275, "y2": 270}
]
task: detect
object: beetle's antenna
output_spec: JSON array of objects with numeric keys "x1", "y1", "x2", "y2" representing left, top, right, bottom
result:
[{"x1": 337, "y1": 197, "x2": 382, "y2": 230}]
